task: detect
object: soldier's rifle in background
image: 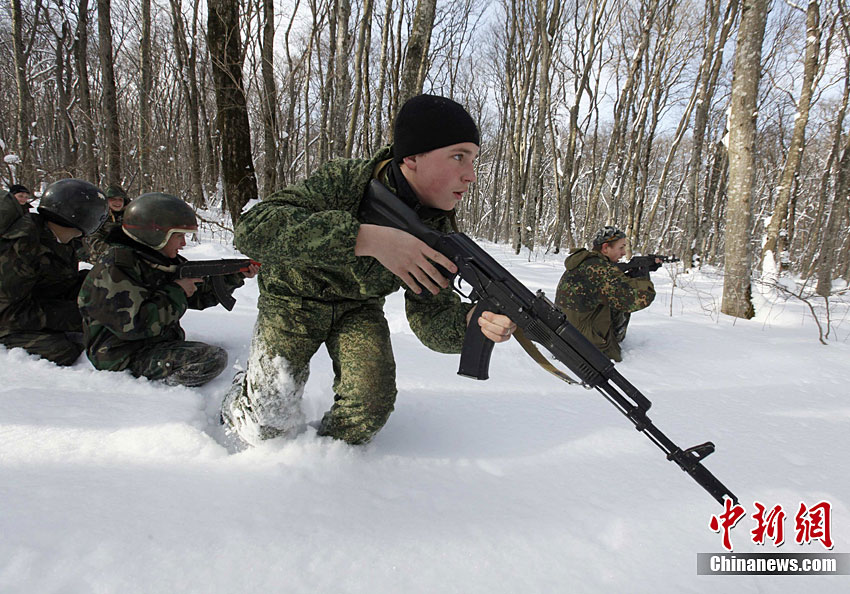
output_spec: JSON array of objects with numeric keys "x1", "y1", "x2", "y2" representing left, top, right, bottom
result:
[
  {"x1": 176, "y1": 258, "x2": 260, "y2": 311},
  {"x1": 616, "y1": 255, "x2": 680, "y2": 278},
  {"x1": 359, "y1": 179, "x2": 737, "y2": 506}
]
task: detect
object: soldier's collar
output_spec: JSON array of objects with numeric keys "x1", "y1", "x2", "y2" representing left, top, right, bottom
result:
[{"x1": 386, "y1": 160, "x2": 454, "y2": 221}]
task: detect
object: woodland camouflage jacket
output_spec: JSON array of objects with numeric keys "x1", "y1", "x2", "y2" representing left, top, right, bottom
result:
[
  {"x1": 84, "y1": 210, "x2": 123, "y2": 264},
  {"x1": 555, "y1": 248, "x2": 655, "y2": 361},
  {"x1": 0, "y1": 211, "x2": 86, "y2": 336},
  {"x1": 234, "y1": 145, "x2": 474, "y2": 354},
  {"x1": 78, "y1": 228, "x2": 244, "y2": 371}
]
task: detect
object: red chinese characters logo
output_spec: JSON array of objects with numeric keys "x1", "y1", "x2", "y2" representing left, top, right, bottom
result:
[
  {"x1": 795, "y1": 501, "x2": 833, "y2": 549},
  {"x1": 709, "y1": 500, "x2": 833, "y2": 551},
  {"x1": 752, "y1": 502, "x2": 785, "y2": 546},
  {"x1": 709, "y1": 499, "x2": 746, "y2": 551}
]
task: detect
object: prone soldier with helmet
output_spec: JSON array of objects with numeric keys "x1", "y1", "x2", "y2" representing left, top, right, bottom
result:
[
  {"x1": 0, "y1": 178, "x2": 108, "y2": 365},
  {"x1": 77, "y1": 192, "x2": 258, "y2": 387}
]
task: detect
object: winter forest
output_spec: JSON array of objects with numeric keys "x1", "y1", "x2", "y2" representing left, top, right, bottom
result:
[{"x1": 1, "y1": 0, "x2": 850, "y2": 320}]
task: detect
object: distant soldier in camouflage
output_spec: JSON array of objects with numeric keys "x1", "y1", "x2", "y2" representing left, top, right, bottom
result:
[
  {"x1": 85, "y1": 184, "x2": 130, "y2": 263},
  {"x1": 555, "y1": 226, "x2": 658, "y2": 362},
  {"x1": 221, "y1": 94, "x2": 516, "y2": 446},
  {"x1": 78, "y1": 193, "x2": 258, "y2": 386},
  {"x1": 0, "y1": 179, "x2": 108, "y2": 365},
  {"x1": 9, "y1": 184, "x2": 32, "y2": 208}
]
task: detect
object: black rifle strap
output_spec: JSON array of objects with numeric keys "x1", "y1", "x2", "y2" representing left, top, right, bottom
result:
[{"x1": 513, "y1": 328, "x2": 583, "y2": 386}]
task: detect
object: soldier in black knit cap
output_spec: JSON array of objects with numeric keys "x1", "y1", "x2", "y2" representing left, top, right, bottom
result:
[{"x1": 221, "y1": 94, "x2": 517, "y2": 447}]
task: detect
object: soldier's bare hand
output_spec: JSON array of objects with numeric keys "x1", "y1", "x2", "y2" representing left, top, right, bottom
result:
[
  {"x1": 355, "y1": 224, "x2": 457, "y2": 295},
  {"x1": 175, "y1": 277, "x2": 202, "y2": 297},
  {"x1": 467, "y1": 309, "x2": 516, "y2": 343},
  {"x1": 242, "y1": 263, "x2": 260, "y2": 279}
]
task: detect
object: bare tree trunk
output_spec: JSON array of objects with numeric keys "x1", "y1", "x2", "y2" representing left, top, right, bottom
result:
[
  {"x1": 683, "y1": 0, "x2": 739, "y2": 267},
  {"x1": 52, "y1": 19, "x2": 75, "y2": 175},
  {"x1": 816, "y1": 132, "x2": 850, "y2": 297},
  {"x1": 139, "y1": 0, "x2": 152, "y2": 192},
  {"x1": 399, "y1": 0, "x2": 437, "y2": 104},
  {"x1": 207, "y1": 0, "x2": 259, "y2": 222},
  {"x1": 721, "y1": 0, "x2": 768, "y2": 319},
  {"x1": 374, "y1": 0, "x2": 395, "y2": 148},
  {"x1": 584, "y1": 0, "x2": 659, "y2": 241},
  {"x1": 522, "y1": 0, "x2": 561, "y2": 251},
  {"x1": 331, "y1": 0, "x2": 352, "y2": 158},
  {"x1": 11, "y1": 0, "x2": 40, "y2": 183},
  {"x1": 760, "y1": 0, "x2": 821, "y2": 273},
  {"x1": 97, "y1": 0, "x2": 122, "y2": 184},
  {"x1": 261, "y1": 0, "x2": 280, "y2": 192},
  {"x1": 194, "y1": 7, "x2": 218, "y2": 194},
  {"x1": 802, "y1": 65, "x2": 848, "y2": 277},
  {"x1": 554, "y1": 0, "x2": 609, "y2": 253},
  {"x1": 169, "y1": 0, "x2": 205, "y2": 203},
  {"x1": 279, "y1": 0, "x2": 305, "y2": 185},
  {"x1": 345, "y1": 0, "x2": 374, "y2": 157},
  {"x1": 73, "y1": 0, "x2": 98, "y2": 183}
]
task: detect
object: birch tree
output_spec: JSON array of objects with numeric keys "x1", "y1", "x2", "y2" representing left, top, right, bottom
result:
[
  {"x1": 722, "y1": 0, "x2": 768, "y2": 319},
  {"x1": 760, "y1": 0, "x2": 823, "y2": 275}
]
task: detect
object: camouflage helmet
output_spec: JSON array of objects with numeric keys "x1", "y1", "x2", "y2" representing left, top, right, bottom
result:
[
  {"x1": 37, "y1": 178, "x2": 108, "y2": 236},
  {"x1": 122, "y1": 192, "x2": 198, "y2": 250},
  {"x1": 105, "y1": 184, "x2": 130, "y2": 205},
  {"x1": 591, "y1": 225, "x2": 626, "y2": 249}
]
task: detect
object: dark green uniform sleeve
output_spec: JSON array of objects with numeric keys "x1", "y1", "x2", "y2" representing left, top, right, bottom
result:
[
  {"x1": 405, "y1": 286, "x2": 474, "y2": 354},
  {"x1": 234, "y1": 160, "x2": 364, "y2": 269},
  {"x1": 78, "y1": 260, "x2": 189, "y2": 341},
  {"x1": 0, "y1": 223, "x2": 51, "y2": 332}
]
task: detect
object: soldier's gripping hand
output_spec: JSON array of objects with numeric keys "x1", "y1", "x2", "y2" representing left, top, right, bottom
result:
[
  {"x1": 175, "y1": 277, "x2": 202, "y2": 297},
  {"x1": 242, "y1": 263, "x2": 260, "y2": 279},
  {"x1": 467, "y1": 309, "x2": 516, "y2": 343},
  {"x1": 355, "y1": 224, "x2": 458, "y2": 295}
]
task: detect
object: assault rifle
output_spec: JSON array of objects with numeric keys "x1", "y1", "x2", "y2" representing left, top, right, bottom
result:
[
  {"x1": 176, "y1": 258, "x2": 260, "y2": 311},
  {"x1": 616, "y1": 254, "x2": 680, "y2": 278},
  {"x1": 360, "y1": 180, "x2": 737, "y2": 506}
]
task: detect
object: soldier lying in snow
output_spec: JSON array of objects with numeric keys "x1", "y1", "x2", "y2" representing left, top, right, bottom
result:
[{"x1": 78, "y1": 193, "x2": 258, "y2": 387}]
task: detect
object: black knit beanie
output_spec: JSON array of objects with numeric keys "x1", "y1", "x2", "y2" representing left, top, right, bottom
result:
[
  {"x1": 9, "y1": 184, "x2": 30, "y2": 195},
  {"x1": 393, "y1": 94, "x2": 480, "y2": 161}
]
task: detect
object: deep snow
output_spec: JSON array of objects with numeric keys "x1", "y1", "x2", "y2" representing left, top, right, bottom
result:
[{"x1": 1, "y1": 237, "x2": 848, "y2": 593}]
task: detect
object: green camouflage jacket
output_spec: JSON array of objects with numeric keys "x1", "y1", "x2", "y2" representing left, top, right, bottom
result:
[
  {"x1": 0, "y1": 212, "x2": 87, "y2": 337},
  {"x1": 84, "y1": 210, "x2": 123, "y2": 263},
  {"x1": 234, "y1": 145, "x2": 473, "y2": 354},
  {"x1": 78, "y1": 228, "x2": 244, "y2": 371},
  {"x1": 555, "y1": 248, "x2": 655, "y2": 361}
]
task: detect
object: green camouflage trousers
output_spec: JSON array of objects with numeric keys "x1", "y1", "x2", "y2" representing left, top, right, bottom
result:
[
  {"x1": 127, "y1": 340, "x2": 227, "y2": 387},
  {"x1": 0, "y1": 331, "x2": 83, "y2": 366},
  {"x1": 222, "y1": 297, "x2": 397, "y2": 445}
]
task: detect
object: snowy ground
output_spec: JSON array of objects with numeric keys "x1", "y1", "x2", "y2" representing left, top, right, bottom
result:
[{"x1": 1, "y1": 236, "x2": 848, "y2": 593}]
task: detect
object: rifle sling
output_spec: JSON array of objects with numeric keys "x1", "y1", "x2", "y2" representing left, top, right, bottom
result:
[{"x1": 513, "y1": 328, "x2": 583, "y2": 386}]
